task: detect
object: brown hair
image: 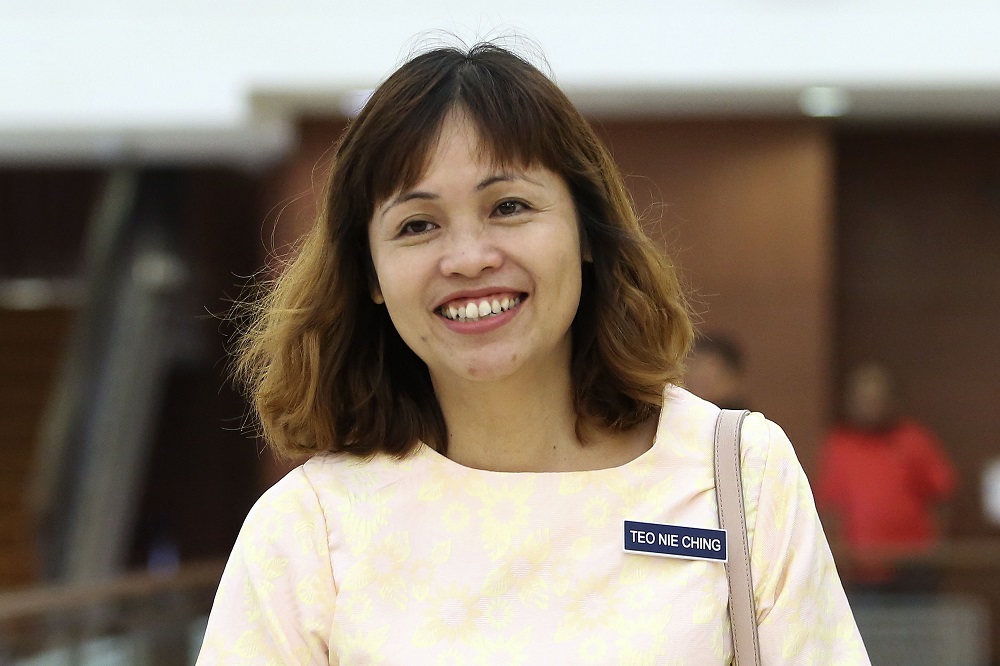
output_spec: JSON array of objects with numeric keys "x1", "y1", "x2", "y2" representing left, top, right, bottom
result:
[{"x1": 235, "y1": 42, "x2": 693, "y2": 459}]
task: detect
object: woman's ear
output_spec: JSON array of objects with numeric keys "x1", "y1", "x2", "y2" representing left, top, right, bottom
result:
[
  {"x1": 366, "y1": 261, "x2": 385, "y2": 303},
  {"x1": 581, "y1": 230, "x2": 593, "y2": 263},
  {"x1": 368, "y1": 268, "x2": 385, "y2": 304}
]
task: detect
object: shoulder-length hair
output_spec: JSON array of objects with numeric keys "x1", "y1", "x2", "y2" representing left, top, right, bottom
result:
[{"x1": 235, "y1": 42, "x2": 693, "y2": 459}]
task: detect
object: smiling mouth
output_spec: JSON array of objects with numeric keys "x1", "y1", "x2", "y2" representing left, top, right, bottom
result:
[{"x1": 438, "y1": 294, "x2": 525, "y2": 321}]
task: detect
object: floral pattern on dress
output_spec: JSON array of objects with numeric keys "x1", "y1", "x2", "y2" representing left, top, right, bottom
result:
[{"x1": 198, "y1": 387, "x2": 870, "y2": 665}]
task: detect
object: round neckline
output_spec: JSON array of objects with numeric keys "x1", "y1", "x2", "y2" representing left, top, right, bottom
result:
[{"x1": 415, "y1": 398, "x2": 670, "y2": 477}]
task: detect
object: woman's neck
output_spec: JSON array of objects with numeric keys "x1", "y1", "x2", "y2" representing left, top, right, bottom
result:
[
  {"x1": 432, "y1": 362, "x2": 579, "y2": 472},
  {"x1": 431, "y1": 365, "x2": 658, "y2": 473}
]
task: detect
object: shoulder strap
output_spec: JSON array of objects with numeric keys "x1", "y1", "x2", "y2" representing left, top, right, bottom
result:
[{"x1": 714, "y1": 409, "x2": 762, "y2": 666}]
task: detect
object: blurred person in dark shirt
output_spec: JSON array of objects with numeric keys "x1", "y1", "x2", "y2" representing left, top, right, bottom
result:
[
  {"x1": 816, "y1": 363, "x2": 957, "y2": 593},
  {"x1": 684, "y1": 334, "x2": 748, "y2": 411}
]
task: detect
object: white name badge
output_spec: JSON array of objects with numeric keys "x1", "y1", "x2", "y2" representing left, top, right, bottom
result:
[{"x1": 623, "y1": 520, "x2": 727, "y2": 562}]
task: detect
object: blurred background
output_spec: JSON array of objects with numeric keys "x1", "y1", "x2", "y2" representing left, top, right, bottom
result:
[{"x1": 2, "y1": 1, "x2": 1000, "y2": 664}]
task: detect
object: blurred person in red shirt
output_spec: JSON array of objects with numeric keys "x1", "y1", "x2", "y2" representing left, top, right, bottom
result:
[{"x1": 817, "y1": 363, "x2": 957, "y2": 592}]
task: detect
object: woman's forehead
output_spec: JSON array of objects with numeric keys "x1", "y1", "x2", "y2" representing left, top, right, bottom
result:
[{"x1": 369, "y1": 108, "x2": 550, "y2": 207}]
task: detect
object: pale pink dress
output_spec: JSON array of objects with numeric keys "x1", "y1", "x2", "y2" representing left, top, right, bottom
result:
[{"x1": 198, "y1": 387, "x2": 869, "y2": 664}]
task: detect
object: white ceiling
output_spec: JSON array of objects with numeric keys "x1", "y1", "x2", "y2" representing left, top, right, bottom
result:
[{"x1": 5, "y1": 0, "x2": 1000, "y2": 165}]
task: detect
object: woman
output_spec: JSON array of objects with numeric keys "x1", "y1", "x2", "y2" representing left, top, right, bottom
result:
[{"x1": 199, "y1": 43, "x2": 869, "y2": 664}]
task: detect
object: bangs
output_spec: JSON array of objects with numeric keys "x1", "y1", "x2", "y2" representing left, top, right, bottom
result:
[{"x1": 348, "y1": 45, "x2": 573, "y2": 213}]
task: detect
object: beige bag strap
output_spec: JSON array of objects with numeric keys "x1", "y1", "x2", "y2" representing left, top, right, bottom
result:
[{"x1": 714, "y1": 409, "x2": 762, "y2": 666}]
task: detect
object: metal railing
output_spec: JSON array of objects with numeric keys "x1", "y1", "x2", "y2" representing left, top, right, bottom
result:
[
  {"x1": 0, "y1": 560, "x2": 223, "y2": 665},
  {"x1": 831, "y1": 541, "x2": 1000, "y2": 666}
]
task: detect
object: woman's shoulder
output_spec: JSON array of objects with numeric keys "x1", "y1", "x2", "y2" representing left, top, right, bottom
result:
[
  {"x1": 658, "y1": 385, "x2": 724, "y2": 448},
  {"x1": 661, "y1": 385, "x2": 794, "y2": 475},
  {"x1": 245, "y1": 451, "x2": 414, "y2": 520}
]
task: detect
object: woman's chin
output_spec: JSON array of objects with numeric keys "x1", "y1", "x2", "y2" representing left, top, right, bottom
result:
[
  {"x1": 427, "y1": 352, "x2": 529, "y2": 387},
  {"x1": 424, "y1": 337, "x2": 572, "y2": 389},
  {"x1": 446, "y1": 361, "x2": 520, "y2": 385}
]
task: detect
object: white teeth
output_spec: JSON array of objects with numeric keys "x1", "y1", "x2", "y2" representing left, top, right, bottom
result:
[{"x1": 441, "y1": 295, "x2": 524, "y2": 321}]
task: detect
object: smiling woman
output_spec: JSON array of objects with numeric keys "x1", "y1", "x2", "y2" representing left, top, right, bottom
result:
[
  {"x1": 368, "y1": 116, "x2": 588, "y2": 457},
  {"x1": 232, "y1": 43, "x2": 692, "y2": 463},
  {"x1": 198, "y1": 42, "x2": 870, "y2": 664}
]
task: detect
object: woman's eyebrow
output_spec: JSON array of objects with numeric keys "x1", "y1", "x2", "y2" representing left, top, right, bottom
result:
[
  {"x1": 379, "y1": 191, "x2": 438, "y2": 220},
  {"x1": 477, "y1": 172, "x2": 544, "y2": 190}
]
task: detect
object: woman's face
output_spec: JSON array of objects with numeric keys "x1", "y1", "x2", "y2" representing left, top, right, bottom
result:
[{"x1": 368, "y1": 112, "x2": 584, "y2": 389}]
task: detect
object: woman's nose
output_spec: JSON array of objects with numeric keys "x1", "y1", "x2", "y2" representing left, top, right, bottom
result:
[{"x1": 438, "y1": 229, "x2": 504, "y2": 277}]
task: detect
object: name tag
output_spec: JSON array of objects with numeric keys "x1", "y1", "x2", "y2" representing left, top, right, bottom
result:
[{"x1": 623, "y1": 520, "x2": 727, "y2": 562}]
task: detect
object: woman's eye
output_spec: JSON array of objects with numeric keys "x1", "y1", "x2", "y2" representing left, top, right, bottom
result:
[
  {"x1": 398, "y1": 219, "x2": 437, "y2": 237},
  {"x1": 495, "y1": 200, "x2": 527, "y2": 216}
]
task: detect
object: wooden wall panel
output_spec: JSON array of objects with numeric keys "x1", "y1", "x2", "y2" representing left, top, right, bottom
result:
[
  {"x1": 836, "y1": 125, "x2": 1000, "y2": 662},
  {"x1": 0, "y1": 309, "x2": 73, "y2": 588},
  {"x1": 836, "y1": 129, "x2": 1000, "y2": 538},
  {"x1": 0, "y1": 170, "x2": 101, "y2": 277},
  {"x1": 132, "y1": 169, "x2": 266, "y2": 568},
  {"x1": 595, "y1": 120, "x2": 836, "y2": 470}
]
